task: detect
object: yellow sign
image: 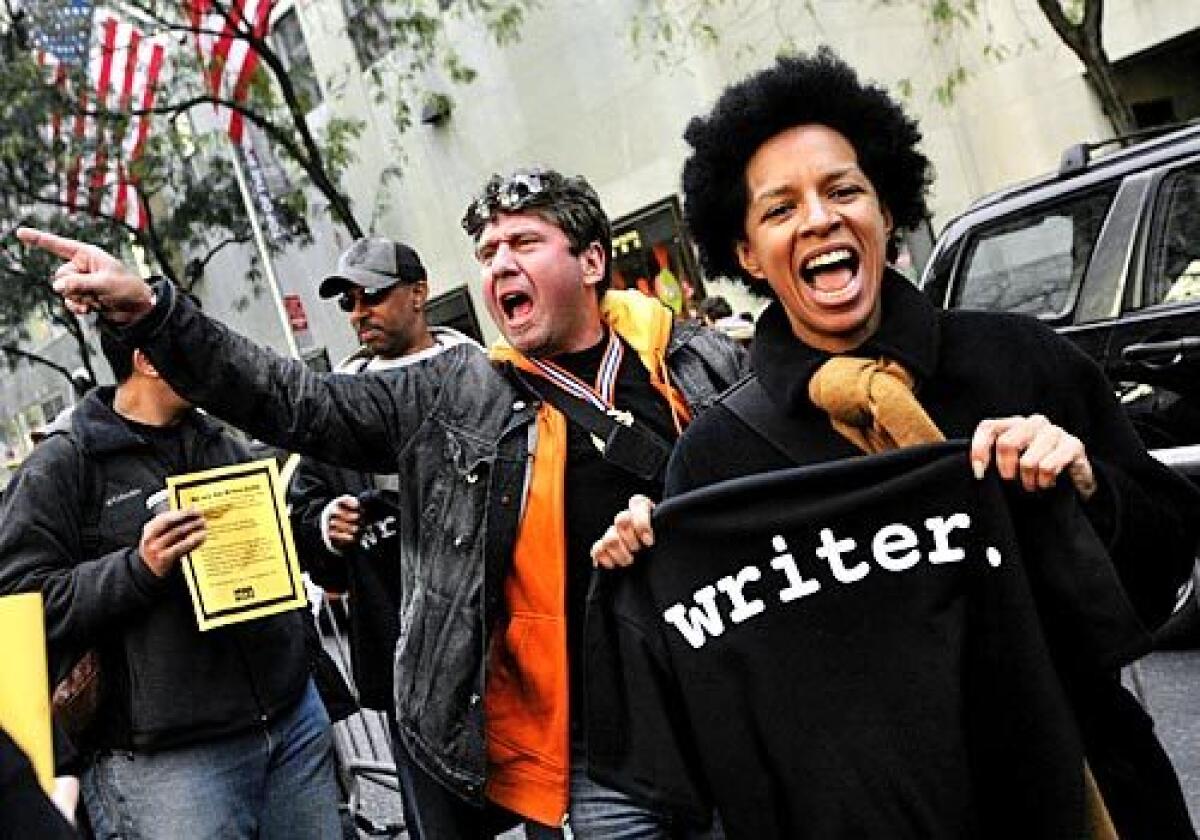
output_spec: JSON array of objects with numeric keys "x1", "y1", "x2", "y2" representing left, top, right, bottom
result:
[
  {"x1": 168, "y1": 458, "x2": 307, "y2": 631},
  {"x1": 0, "y1": 592, "x2": 53, "y2": 793}
]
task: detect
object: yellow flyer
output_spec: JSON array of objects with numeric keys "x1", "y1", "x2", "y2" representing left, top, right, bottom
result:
[
  {"x1": 0, "y1": 592, "x2": 53, "y2": 793},
  {"x1": 168, "y1": 458, "x2": 307, "y2": 631}
]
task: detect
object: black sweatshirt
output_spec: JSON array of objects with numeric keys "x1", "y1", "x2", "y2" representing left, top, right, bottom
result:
[
  {"x1": 587, "y1": 443, "x2": 1146, "y2": 838},
  {"x1": 671, "y1": 272, "x2": 1199, "y2": 631}
]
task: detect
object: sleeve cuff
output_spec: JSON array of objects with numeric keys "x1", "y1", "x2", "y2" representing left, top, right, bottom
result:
[
  {"x1": 110, "y1": 278, "x2": 176, "y2": 347},
  {"x1": 127, "y1": 548, "x2": 172, "y2": 598},
  {"x1": 1081, "y1": 458, "x2": 1121, "y2": 549}
]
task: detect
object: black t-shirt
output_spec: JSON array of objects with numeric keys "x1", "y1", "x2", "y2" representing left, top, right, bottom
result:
[
  {"x1": 554, "y1": 330, "x2": 677, "y2": 716},
  {"x1": 121, "y1": 416, "x2": 189, "y2": 476}
]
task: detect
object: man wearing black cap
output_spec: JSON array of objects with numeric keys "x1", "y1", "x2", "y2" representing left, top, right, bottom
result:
[
  {"x1": 316, "y1": 237, "x2": 442, "y2": 361},
  {"x1": 291, "y1": 236, "x2": 480, "y2": 712}
]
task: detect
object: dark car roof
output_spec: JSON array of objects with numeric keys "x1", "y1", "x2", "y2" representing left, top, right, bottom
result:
[{"x1": 943, "y1": 121, "x2": 1200, "y2": 227}]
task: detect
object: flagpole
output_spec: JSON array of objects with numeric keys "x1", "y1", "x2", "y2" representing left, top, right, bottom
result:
[{"x1": 224, "y1": 135, "x2": 301, "y2": 360}]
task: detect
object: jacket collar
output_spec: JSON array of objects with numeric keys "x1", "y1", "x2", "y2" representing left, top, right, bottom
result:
[
  {"x1": 68, "y1": 386, "x2": 221, "y2": 456},
  {"x1": 753, "y1": 268, "x2": 940, "y2": 415},
  {"x1": 337, "y1": 326, "x2": 485, "y2": 373},
  {"x1": 488, "y1": 289, "x2": 675, "y2": 373}
]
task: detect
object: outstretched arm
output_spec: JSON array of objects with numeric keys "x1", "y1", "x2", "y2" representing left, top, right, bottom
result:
[{"x1": 16, "y1": 228, "x2": 438, "y2": 472}]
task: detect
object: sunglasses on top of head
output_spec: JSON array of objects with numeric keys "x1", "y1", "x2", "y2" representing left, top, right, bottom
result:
[{"x1": 463, "y1": 170, "x2": 550, "y2": 234}]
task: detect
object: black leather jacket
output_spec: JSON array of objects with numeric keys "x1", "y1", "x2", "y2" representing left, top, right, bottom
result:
[
  {"x1": 0, "y1": 388, "x2": 310, "y2": 750},
  {"x1": 122, "y1": 281, "x2": 749, "y2": 801}
]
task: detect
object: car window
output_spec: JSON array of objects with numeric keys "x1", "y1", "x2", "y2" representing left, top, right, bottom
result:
[
  {"x1": 1140, "y1": 166, "x2": 1200, "y2": 310},
  {"x1": 952, "y1": 189, "x2": 1115, "y2": 318},
  {"x1": 1116, "y1": 163, "x2": 1200, "y2": 450}
]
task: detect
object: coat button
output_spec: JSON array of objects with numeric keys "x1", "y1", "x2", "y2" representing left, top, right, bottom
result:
[
  {"x1": 512, "y1": 400, "x2": 526, "y2": 411},
  {"x1": 500, "y1": 494, "x2": 511, "y2": 506}
]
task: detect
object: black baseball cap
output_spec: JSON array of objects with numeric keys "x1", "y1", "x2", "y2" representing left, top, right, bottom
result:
[{"x1": 318, "y1": 237, "x2": 427, "y2": 298}]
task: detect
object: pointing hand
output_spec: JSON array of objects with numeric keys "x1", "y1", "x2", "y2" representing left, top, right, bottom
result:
[{"x1": 17, "y1": 227, "x2": 155, "y2": 323}]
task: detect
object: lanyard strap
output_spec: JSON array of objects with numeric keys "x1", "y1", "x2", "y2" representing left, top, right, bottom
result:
[
  {"x1": 511, "y1": 366, "x2": 672, "y2": 485},
  {"x1": 530, "y1": 331, "x2": 624, "y2": 410}
]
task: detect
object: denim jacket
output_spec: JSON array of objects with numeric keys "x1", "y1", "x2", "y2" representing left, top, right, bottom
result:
[{"x1": 123, "y1": 281, "x2": 748, "y2": 801}]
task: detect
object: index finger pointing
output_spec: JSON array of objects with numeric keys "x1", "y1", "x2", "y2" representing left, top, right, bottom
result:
[{"x1": 16, "y1": 227, "x2": 88, "y2": 262}]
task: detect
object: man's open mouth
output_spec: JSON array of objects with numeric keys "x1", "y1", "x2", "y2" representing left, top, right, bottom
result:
[
  {"x1": 799, "y1": 248, "x2": 860, "y2": 294},
  {"x1": 499, "y1": 290, "x2": 534, "y2": 320}
]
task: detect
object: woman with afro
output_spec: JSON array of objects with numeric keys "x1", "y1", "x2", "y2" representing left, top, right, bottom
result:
[{"x1": 592, "y1": 48, "x2": 1199, "y2": 839}]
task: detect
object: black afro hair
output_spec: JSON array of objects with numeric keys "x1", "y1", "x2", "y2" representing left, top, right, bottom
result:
[{"x1": 681, "y1": 47, "x2": 932, "y2": 284}]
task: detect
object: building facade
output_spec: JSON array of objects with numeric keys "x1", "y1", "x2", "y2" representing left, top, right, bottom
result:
[{"x1": 3, "y1": 0, "x2": 1197, "y2": 481}]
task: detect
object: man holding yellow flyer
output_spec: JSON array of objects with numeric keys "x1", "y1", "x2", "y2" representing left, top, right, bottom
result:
[{"x1": 0, "y1": 331, "x2": 341, "y2": 839}]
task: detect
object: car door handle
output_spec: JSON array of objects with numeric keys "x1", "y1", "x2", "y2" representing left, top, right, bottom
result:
[{"x1": 1121, "y1": 337, "x2": 1200, "y2": 366}]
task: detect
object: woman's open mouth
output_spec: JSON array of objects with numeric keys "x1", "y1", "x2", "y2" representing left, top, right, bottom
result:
[{"x1": 799, "y1": 248, "x2": 861, "y2": 303}]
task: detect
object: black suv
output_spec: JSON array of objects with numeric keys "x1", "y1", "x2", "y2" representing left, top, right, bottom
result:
[
  {"x1": 921, "y1": 121, "x2": 1200, "y2": 641},
  {"x1": 922, "y1": 121, "x2": 1200, "y2": 450}
]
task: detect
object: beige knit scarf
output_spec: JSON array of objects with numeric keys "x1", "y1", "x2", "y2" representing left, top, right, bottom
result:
[{"x1": 808, "y1": 355, "x2": 1118, "y2": 840}]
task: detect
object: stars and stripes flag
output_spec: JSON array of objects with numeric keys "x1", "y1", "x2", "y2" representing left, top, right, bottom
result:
[
  {"x1": 33, "y1": 10, "x2": 167, "y2": 231},
  {"x1": 187, "y1": 0, "x2": 273, "y2": 145},
  {"x1": 32, "y1": 49, "x2": 67, "y2": 173}
]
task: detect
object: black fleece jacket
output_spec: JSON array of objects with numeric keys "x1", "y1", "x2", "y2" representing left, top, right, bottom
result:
[{"x1": 0, "y1": 388, "x2": 310, "y2": 751}]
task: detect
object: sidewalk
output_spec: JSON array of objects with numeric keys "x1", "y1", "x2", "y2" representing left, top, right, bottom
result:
[{"x1": 1131, "y1": 650, "x2": 1200, "y2": 826}]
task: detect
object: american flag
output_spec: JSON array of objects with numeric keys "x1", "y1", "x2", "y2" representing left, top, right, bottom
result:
[
  {"x1": 34, "y1": 10, "x2": 167, "y2": 230},
  {"x1": 33, "y1": 49, "x2": 67, "y2": 166},
  {"x1": 28, "y1": 0, "x2": 94, "y2": 68},
  {"x1": 188, "y1": 0, "x2": 273, "y2": 145}
]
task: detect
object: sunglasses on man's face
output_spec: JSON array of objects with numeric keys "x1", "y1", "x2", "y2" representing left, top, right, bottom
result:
[{"x1": 338, "y1": 285, "x2": 396, "y2": 313}]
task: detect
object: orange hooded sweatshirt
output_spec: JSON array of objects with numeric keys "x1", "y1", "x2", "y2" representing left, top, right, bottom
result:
[{"x1": 484, "y1": 290, "x2": 691, "y2": 826}]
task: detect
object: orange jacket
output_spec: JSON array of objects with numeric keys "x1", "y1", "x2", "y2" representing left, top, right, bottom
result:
[{"x1": 484, "y1": 291, "x2": 690, "y2": 825}]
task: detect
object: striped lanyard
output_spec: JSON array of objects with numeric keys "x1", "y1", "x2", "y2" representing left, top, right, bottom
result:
[{"x1": 531, "y1": 330, "x2": 626, "y2": 415}]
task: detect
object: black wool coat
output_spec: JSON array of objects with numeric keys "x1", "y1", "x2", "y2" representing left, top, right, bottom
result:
[{"x1": 655, "y1": 271, "x2": 1200, "y2": 839}]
